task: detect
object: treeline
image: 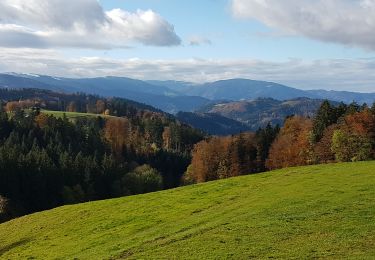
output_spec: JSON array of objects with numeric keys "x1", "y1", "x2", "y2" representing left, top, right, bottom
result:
[
  {"x1": 186, "y1": 101, "x2": 375, "y2": 183},
  {"x1": 0, "y1": 90, "x2": 203, "y2": 222},
  {"x1": 184, "y1": 125, "x2": 279, "y2": 182}
]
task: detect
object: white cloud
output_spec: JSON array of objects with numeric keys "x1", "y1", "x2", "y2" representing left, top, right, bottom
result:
[
  {"x1": 188, "y1": 36, "x2": 212, "y2": 46},
  {"x1": 231, "y1": 0, "x2": 375, "y2": 50},
  {"x1": 0, "y1": 48, "x2": 375, "y2": 92},
  {"x1": 0, "y1": 0, "x2": 181, "y2": 48}
]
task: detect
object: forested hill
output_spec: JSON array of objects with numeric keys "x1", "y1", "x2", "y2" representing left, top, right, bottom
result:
[
  {"x1": 0, "y1": 88, "x2": 204, "y2": 222},
  {"x1": 197, "y1": 98, "x2": 334, "y2": 130},
  {"x1": 0, "y1": 88, "x2": 162, "y2": 114},
  {"x1": 176, "y1": 111, "x2": 251, "y2": 135}
]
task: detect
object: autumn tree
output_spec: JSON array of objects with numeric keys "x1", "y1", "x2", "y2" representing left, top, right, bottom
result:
[
  {"x1": 266, "y1": 116, "x2": 313, "y2": 170},
  {"x1": 5, "y1": 101, "x2": 20, "y2": 112},
  {"x1": 331, "y1": 109, "x2": 375, "y2": 162},
  {"x1": 162, "y1": 126, "x2": 172, "y2": 150},
  {"x1": 313, "y1": 124, "x2": 338, "y2": 163},
  {"x1": 96, "y1": 100, "x2": 106, "y2": 114},
  {"x1": 66, "y1": 101, "x2": 77, "y2": 112},
  {"x1": 104, "y1": 118, "x2": 130, "y2": 157},
  {"x1": 186, "y1": 133, "x2": 258, "y2": 183},
  {"x1": 34, "y1": 113, "x2": 50, "y2": 128}
]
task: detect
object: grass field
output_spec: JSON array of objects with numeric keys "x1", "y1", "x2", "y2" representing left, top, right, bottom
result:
[
  {"x1": 42, "y1": 110, "x2": 115, "y2": 119},
  {"x1": 1, "y1": 162, "x2": 375, "y2": 259}
]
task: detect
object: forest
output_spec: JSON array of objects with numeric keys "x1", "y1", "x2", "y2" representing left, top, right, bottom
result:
[
  {"x1": 185, "y1": 101, "x2": 375, "y2": 183},
  {"x1": 0, "y1": 89, "x2": 204, "y2": 222},
  {"x1": 1, "y1": 88, "x2": 375, "y2": 223}
]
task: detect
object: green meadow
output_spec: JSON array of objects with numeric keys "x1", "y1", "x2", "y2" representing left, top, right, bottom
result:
[
  {"x1": 41, "y1": 110, "x2": 114, "y2": 119},
  {"x1": 1, "y1": 161, "x2": 375, "y2": 259}
]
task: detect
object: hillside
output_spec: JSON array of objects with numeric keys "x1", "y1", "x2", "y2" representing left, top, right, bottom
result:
[
  {"x1": 1, "y1": 162, "x2": 374, "y2": 259},
  {"x1": 197, "y1": 97, "x2": 327, "y2": 130},
  {"x1": 176, "y1": 111, "x2": 251, "y2": 135},
  {"x1": 0, "y1": 88, "x2": 205, "y2": 221},
  {"x1": 185, "y1": 79, "x2": 308, "y2": 100}
]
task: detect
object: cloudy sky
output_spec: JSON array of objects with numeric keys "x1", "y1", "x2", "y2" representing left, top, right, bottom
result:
[{"x1": 0, "y1": 0, "x2": 375, "y2": 92}]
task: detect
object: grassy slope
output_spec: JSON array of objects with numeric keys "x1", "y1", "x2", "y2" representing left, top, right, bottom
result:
[
  {"x1": 42, "y1": 110, "x2": 115, "y2": 119},
  {"x1": 1, "y1": 162, "x2": 375, "y2": 259}
]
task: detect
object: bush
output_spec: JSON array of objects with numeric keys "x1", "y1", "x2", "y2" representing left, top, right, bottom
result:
[
  {"x1": 0, "y1": 195, "x2": 24, "y2": 223},
  {"x1": 121, "y1": 165, "x2": 163, "y2": 195}
]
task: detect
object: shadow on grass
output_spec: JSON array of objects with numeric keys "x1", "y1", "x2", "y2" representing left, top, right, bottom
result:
[{"x1": 0, "y1": 238, "x2": 31, "y2": 256}]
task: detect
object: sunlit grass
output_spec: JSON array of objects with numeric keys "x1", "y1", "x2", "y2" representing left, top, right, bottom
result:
[
  {"x1": 42, "y1": 110, "x2": 115, "y2": 119},
  {"x1": 0, "y1": 161, "x2": 374, "y2": 259}
]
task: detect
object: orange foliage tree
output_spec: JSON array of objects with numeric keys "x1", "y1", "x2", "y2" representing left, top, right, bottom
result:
[
  {"x1": 5, "y1": 100, "x2": 35, "y2": 112},
  {"x1": 332, "y1": 109, "x2": 375, "y2": 162},
  {"x1": 185, "y1": 133, "x2": 258, "y2": 183},
  {"x1": 313, "y1": 124, "x2": 338, "y2": 163},
  {"x1": 96, "y1": 100, "x2": 106, "y2": 114},
  {"x1": 34, "y1": 113, "x2": 50, "y2": 128},
  {"x1": 104, "y1": 118, "x2": 131, "y2": 157},
  {"x1": 266, "y1": 116, "x2": 313, "y2": 170}
]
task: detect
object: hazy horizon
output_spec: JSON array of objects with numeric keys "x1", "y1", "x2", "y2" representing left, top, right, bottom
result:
[{"x1": 0, "y1": 0, "x2": 375, "y2": 92}]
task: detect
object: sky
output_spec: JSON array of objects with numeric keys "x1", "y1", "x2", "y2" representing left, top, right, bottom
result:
[{"x1": 0, "y1": 0, "x2": 375, "y2": 92}]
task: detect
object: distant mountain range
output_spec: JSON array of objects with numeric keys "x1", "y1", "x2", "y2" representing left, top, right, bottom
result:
[
  {"x1": 1, "y1": 74, "x2": 374, "y2": 113},
  {"x1": 0, "y1": 73, "x2": 209, "y2": 113},
  {"x1": 149, "y1": 78, "x2": 375, "y2": 105}
]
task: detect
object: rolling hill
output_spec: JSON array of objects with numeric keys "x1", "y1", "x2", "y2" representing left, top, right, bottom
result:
[
  {"x1": 1, "y1": 162, "x2": 374, "y2": 259},
  {"x1": 184, "y1": 79, "x2": 308, "y2": 100},
  {"x1": 176, "y1": 111, "x2": 251, "y2": 135},
  {"x1": 197, "y1": 97, "x2": 328, "y2": 130}
]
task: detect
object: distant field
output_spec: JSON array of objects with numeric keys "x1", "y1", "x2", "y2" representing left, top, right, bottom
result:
[
  {"x1": 1, "y1": 162, "x2": 375, "y2": 259},
  {"x1": 42, "y1": 110, "x2": 115, "y2": 119}
]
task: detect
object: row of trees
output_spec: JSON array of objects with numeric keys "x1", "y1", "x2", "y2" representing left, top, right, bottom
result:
[
  {"x1": 186, "y1": 101, "x2": 375, "y2": 183},
  {"x1": 184, "y1": 125, "x2": 279, "y2": 182},
  {"x1": 267, "y1": 101, "x2": 375, "y2": 169}
]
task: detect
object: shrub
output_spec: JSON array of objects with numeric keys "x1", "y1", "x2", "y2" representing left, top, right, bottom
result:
[{"x1": 121, "y1": 165, "x2": 163, "y2": 195}]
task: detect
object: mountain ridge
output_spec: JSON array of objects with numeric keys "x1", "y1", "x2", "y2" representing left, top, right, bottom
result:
[{"x1": 1, "y1": 74, "x2": 374, "y2": 114}]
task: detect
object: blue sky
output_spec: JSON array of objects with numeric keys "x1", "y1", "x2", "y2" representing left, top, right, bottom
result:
[
  {"x1": 99, "y1": 0, "x2": 369, "y2": 61},
  {"x1": 0, "y1": 0, "x2": 375, "y2": 92}
]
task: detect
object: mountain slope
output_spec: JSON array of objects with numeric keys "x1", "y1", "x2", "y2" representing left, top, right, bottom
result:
[
  {"x1": 197, "y1": 97, "x2": 327, "y2": 130},
  {"x1": 176, "y1": 111, "x2": 251, "y2": 135},
  {"x1": 0, "y1": 74, "x2": 68, "y2": 92},
  {"x1": 183, "y1": 79, "x2": 375, "y2": 104},
  {"x1": 1, "y1": 162, "x2": 374, "y2": 259},
  {"x1": 185, "y1": 79, "x2": 309, "y2": 101}
]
